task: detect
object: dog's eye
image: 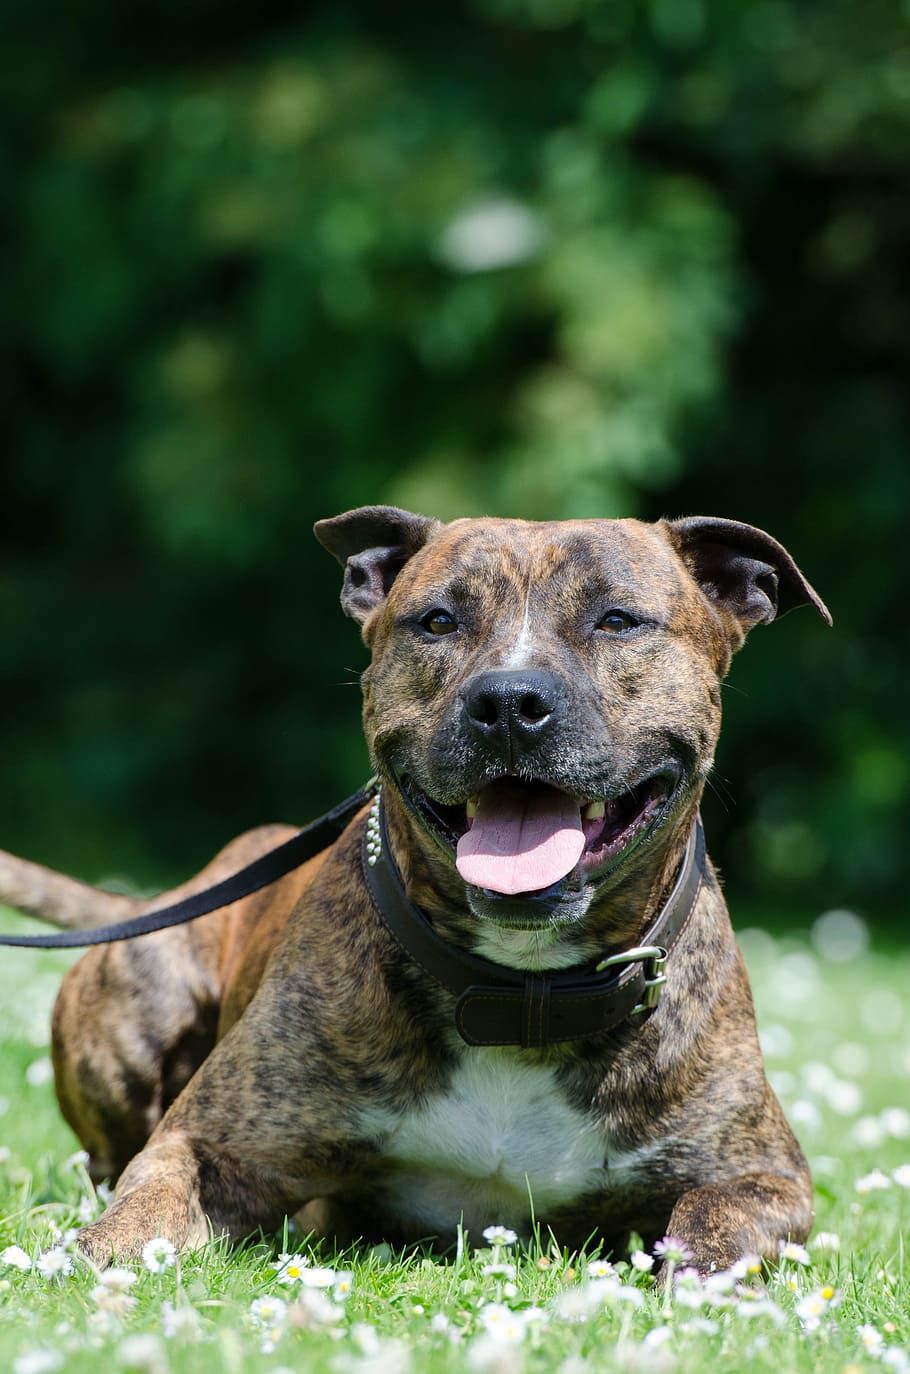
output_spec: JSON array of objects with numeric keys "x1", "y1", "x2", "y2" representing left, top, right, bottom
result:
[
  {"x1": 597, "y1": 610, "x2": 639, "y2": 633},
  {"x1": 422, "y1": 609, "x2": 458, "y2": 636}
]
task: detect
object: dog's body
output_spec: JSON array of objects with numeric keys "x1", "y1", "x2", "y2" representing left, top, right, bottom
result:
[{"x1": 0, "y1": 510, "x2": 830, "y2": 1270}]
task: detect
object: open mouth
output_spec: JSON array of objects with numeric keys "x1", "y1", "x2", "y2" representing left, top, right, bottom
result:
[{"x1": 398, "y1": 769, "x2": 681, "y2": 898}]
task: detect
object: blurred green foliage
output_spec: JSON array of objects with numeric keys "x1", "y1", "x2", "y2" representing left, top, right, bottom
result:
[{"x1": 1, "y1": 0, "x2": 907, "y2": 918}]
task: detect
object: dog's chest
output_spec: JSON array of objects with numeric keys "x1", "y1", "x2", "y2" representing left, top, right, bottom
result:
[{"x1": 364, "y1": 1050, "x2": 609, "y2": 1237}]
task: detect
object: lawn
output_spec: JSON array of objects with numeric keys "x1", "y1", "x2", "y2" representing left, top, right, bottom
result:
[{"x1": 0, "y1": 905, "x2": 907, "y2": 1373}]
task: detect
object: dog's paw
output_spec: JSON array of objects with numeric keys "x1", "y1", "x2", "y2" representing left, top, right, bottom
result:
[{"x1": 75, "y1": 1219, "x2": 125, "y2": 1268}]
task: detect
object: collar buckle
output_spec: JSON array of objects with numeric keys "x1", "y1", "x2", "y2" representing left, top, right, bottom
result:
[{"x1": 594, "y1": 943, "x2": 668, "y2": 1014}]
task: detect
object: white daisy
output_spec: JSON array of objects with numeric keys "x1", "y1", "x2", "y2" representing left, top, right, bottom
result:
[
  {"x1": 13, "y1": 1352, "x2": 62, "y2": 1374},
  {"x1": 25, "y1": 1058, "x2": 53, "y2": 1087},
  {"x1": 478, "y1": 1303, "x2": 530, "y2": 1344},
  {"x1": 777, "y1": 1240, "x2": 811, "y2": 1265},
  {"x1": 591, "y1": 1278, "x2": 644, "y2": 1307},
  {"x1": 141, "y1": 1236, "x2": 177, "y2": 1273},
  {"x1": 482, "y1": 1262, "x2": 516, "y2": 1279},
  {"x1": 77, "y1": 1197, "x2": 97, "y2": 1224},
  {"x1": 858, "y1": 1324, "x2": 885, "y2": 1356},
  {"x1": 481, "y1": 1226, "x2": 518, "y2": 1247},
  {"x1": 289, "y1": 1288, "x2": 344, "y2": 1328},
  {"x1": 555, "y1": 1286, "x2": 598, "y2": 1321},
  {"x1": 735, "y1": 1295, "x2": 785, "y2": 1326},
  {"x1": 272, "y1": 1252, "x2": 310, "y2": 1284},
  {"x1": 880, "y1": 1107, "x2": 910, "y2": 1138},
  {"x1": 249, "y1": 1295, "x2": 288, "y2": 1328},
  {"x1": 90, "y1": 1284, "x2": 137, "y2": 1316},
  {"x1": 12, "y1": 1352, "x2": 61, "y2": 1374},
  {"x1": 795, "y1": 1285, "x2": 840, "y2": 1330},
  {"x1": 332, "y1": 1270, "x2": 355, "y2": 1300},
  {"x1": 855, "y1": 1168, "x2": 893, "y2": 1194},
  {"x1": 1, "y1": 1245, "x2": 32, "y2": 1272},
  {"x1": 853, "y1": 1116, "x2": 887, "y2": 1148},
  {"x1": 35, "y1": 1248, "x2": 73, "y2": 1280},
  {"x1": 101, "y1": 1267, "x2": 138, "y2": 1291},
  {"x1": 161, "y1": 1299, "x2": 202, "y2": 1339},
  {"x1": 703, "y1": 1271, "x2": 736, "y2": 1301},
  {"x1": 298, "y1": 1265, "x2": 336, "y2": 1289},
  {"x1": 116, "y1": 1334, "x2": 166, "y2": 1369}
]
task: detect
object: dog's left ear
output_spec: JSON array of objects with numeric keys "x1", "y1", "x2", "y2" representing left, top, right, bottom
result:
[
  {"x1": 314, "y1": 504, "x2": 441, "y2": 625},
  {"x1": 666, "y1": 516, "x2": 832, "y2": 638}
]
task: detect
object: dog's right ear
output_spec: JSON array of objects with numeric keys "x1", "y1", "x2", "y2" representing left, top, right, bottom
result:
[{"x1": 314, "y1": 505, "x2": 441, "y2": 625}]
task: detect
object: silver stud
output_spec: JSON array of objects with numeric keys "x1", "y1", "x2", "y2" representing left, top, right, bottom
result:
[{"x1": 365, "y1": 795, "x2": 382, "y2": 863}]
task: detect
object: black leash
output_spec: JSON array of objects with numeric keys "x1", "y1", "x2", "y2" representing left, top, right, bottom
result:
[{"x1": 0, "y1": 782, "x2": 378, "y2": 950}]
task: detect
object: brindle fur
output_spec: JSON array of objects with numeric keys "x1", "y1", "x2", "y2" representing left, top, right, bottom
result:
[{"x1": 1, "y1": 511, "x2": 829, "y2": 1270}]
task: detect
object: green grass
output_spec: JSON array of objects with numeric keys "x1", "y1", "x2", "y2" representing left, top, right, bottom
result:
[{"x1": 0, "y1": 910, "x2": 908, "y2": 1373}]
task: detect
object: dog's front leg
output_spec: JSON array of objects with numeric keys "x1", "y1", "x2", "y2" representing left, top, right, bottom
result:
[
  {"x1": 76, "y1": 1129, "x2": 213, "y2": 1263},
  {"x1": 663, "y1": 1171, "x2": 813, "y2": 1273},
  {"x1": 74, "y1": 1019, "x2": 351, "y2": 1263},
  {"x1": 75, "y1": 1123, "x2": 319, "y2": 1264},
  {"x1": 76, "y1": 1126, "x2": 334, "y2": 1265}
]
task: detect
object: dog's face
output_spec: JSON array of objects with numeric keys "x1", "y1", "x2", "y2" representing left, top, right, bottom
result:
[{"x1": 316, "y1": 508, "x2": 829, "y2": 930}]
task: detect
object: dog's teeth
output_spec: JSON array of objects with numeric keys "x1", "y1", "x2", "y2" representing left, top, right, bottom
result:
[
  {"x1": 582, "y1": 800, "x2": 605, "y2": 820},
  {"x1": 466, "y1": 797, "x2": 478, "y2": 820}
]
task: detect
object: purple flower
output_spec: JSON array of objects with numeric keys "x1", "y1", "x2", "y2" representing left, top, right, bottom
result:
[{"x1": 653, "y1": 1236, "x2": 695, "y2": 1265}]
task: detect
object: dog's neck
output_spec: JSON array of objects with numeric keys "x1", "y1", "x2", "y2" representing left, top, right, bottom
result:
[{"x1": 380, "y1": 786, "x2": 698, "y2": 973}]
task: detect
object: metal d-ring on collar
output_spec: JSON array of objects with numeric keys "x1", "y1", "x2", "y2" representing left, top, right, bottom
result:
[
  {"x1": 595, "y1": 944, "x2": 669, "y2": 1015},
  {"x1": 360, "y1": 789, "x2": 706, "y2": 1050}
]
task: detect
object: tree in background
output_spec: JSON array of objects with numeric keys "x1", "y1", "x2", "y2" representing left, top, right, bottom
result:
[{"x1": 1, "y1": 0, "x2": 907, "y2": 921}]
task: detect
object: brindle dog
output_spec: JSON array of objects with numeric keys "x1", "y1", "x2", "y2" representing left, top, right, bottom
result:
[{"x1": 0, "y1": 508, "x2": 830, "y2": 1271}]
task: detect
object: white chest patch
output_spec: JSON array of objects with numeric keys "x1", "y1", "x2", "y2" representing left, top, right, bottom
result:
[{"x1": 363, "y1": 1050, "x2": 610, "y2": 1238}]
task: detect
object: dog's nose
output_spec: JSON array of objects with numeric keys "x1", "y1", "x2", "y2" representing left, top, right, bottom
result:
[{"x1": 463, "y1": 670, "x2": 564, "y2": 757}]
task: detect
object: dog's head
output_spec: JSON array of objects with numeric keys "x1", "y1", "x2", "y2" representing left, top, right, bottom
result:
[{"x1": 316, "y1": 507, "x2": 830, "y2": 930}]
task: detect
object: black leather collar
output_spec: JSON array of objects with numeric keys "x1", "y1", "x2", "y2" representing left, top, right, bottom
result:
[{"x1": 361, "y1": 792, "x2": 706, "y2": 1049}]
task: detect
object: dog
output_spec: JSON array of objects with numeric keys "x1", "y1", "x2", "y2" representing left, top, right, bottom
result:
[{"x1": 0, "y1": 507, "x2": 830, "y2": 1272}]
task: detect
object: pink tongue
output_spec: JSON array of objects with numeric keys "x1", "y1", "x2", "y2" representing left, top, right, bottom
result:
[{"x1": 456, "y1": 784, "x2": 585, "y2": 895}]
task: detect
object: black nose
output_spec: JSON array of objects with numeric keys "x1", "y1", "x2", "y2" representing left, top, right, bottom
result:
[{"x1": 463, "y1": 670, "x2": 565, "y2": 759}]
